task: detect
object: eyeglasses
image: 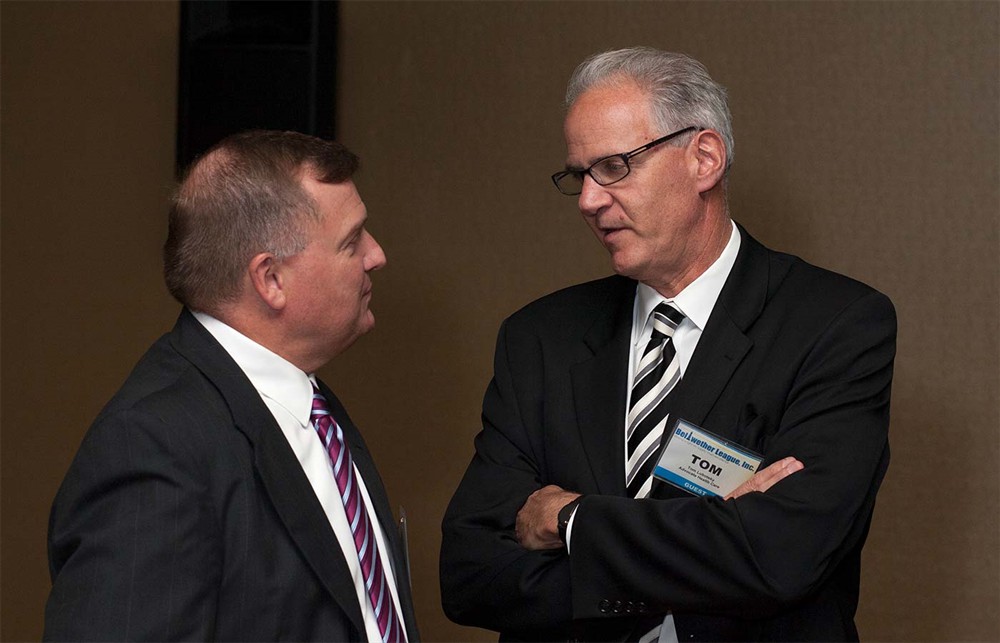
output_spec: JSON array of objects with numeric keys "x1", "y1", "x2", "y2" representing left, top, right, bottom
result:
[{"x1": 550, "y1": 126, "x2": 699, "y2": 196}]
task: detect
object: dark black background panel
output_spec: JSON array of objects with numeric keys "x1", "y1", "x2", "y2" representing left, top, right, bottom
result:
[{"x1": 176, "y1": 0, "x2": 338, "y2": 171}]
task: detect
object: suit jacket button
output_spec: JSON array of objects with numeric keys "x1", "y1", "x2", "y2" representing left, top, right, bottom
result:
[
  {"x1": 637, "y1": 601, "x2": 648, "y2": 613},
  {"x1": 625, "y1": 601, "x2": 636, "y2": 614},
  {"x1": 612, "y1": 600, "x2": 623, "y2": 614},
  {"x1": 599, "y1": 599, "x2": 611, "y2": 613}
]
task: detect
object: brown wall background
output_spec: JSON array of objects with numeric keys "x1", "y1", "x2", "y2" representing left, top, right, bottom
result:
[{"x1": 3, "y1": 1, "x2": 997, "y2": 641}]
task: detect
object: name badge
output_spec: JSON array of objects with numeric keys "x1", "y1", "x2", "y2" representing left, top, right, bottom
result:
[{"x1": 653, "y1": 418, "x2": 764, "y2": 498}]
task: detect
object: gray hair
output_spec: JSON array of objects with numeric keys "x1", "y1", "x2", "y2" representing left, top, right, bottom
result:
[
  {"x1": 565, "y1": 47, "x2": 734, "y2": 171},
  {"x1": 163, "y1": 130, "x2": 359, "y2": 311}
]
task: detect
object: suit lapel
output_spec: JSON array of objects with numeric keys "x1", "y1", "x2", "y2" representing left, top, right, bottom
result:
[
  {"x1": 318, "y1": 379, "x2": 420, "y2": 641},
  {"x1": 665, "y1": 319, "x2": 750, "y2": 429},
  {"x1": 169, "y1": 311, "x2": 366, "y2": 635},
  {"x1": 664, "y1": 225, "x2": 770, "y2": 432},
  {"x1": 571, "y1": 278, "x2": 635, "y2": 496},
  {"x1": 316, "y1": 381, "x2": 402, "y2": 569}
]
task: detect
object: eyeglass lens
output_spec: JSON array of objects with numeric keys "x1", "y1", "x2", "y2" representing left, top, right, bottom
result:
[{"x1": 554, "y1": 155, "x2": 629, "y2": 195}]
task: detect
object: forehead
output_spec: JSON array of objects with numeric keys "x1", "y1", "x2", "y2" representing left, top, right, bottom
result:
[
  {"x1": 301, "y1": 177, "x2": 366, "y2": 233},
  {"x1": 564, "y1": 82, "x2": 658, "y2": 165}
]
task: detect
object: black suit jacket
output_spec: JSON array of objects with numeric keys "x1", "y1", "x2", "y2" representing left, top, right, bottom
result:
[
  {"x1": 46, "y1": 309, "x2": 419, "y2": 642},
  {"x1": 441, "y1": 226, "x2": 895, "y2": 641}
]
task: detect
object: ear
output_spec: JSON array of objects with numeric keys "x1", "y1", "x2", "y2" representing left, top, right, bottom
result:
[
  {"x1": 248, "y1": 252, "x2": 287, "y2": 311},
  {"x1": 691, "y1": 129, "x2": 727, "y2": 194}
]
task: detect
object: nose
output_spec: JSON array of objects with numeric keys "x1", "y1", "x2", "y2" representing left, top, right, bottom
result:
[
  {"x1": 577, "y1": 174, "x2": 612, "y2": 217},
  {"x1": 363, "y1": 231, "x2": 387, "y2": 272}
]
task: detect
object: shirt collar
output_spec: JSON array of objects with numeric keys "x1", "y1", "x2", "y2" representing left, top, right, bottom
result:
[
  {"x1": 634, "y1": 220, "x2": 741, "y2": 338},
  {"x1": 192, "y1": 311, "x2": 316, "y2": 429}
]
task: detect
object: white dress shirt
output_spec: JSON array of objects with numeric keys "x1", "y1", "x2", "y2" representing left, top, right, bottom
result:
[
  {"x1": 193, "y1": 312, "x2": 407, "y2": 643},
  {"x1": 626, "y1": 221, "x2": 740, "y2": 643},
  {"x1": 626, "y1": 220, "x2": 742, "y2": 413},
  {"x1": 567, "y1": 221, "x2": 740, "y2": 643}
]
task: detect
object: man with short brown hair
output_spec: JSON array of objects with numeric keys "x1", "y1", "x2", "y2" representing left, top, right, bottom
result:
[{"x1": 46, "y1": 130, "x2": 418, "y2": 642}]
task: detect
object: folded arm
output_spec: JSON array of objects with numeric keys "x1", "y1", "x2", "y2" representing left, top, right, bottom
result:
[
  {"x1": 442, "y1": 290, "x2": 895, "y2": 629},
  {"x1": 567, "y1": 291, "x2": 895, "y2": 618},
  {"x1": 515, "y1": 455, "x2": 805, "y2": 551}
]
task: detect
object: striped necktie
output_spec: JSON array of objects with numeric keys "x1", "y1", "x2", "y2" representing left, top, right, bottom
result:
[
  {"x1": 310, "y1": 385, "x2": 406, "y2": 643},
  {"x1": 626, "y1": 303, "x2": 685, "y2": 499}
]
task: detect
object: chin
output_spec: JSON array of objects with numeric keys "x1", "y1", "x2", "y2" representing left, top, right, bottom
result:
[
  {"x1": 355, "y1": 316, "x2": 375, "y2": 337},
  {"x1": 609, "y1": 256, "x2": 639, "y2": 279}
]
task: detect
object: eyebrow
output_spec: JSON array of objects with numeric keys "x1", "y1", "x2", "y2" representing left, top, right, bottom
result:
[
  {"x1": 565, "y1": 150, "x2": 617, "y2": 172},
  {"x1": 342, "y1": 218, "x2": 366, "y2": 244}
]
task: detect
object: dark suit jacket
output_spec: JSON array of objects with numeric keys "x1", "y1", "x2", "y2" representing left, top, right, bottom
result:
[
  {"x1": 441, "y1": 226, "x2": 895, "y2": 641},
  {"x1": 46, "y1": 309, "x2": 419, "y2": 642}
]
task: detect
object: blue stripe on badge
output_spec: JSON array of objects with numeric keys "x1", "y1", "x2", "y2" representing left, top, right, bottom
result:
[{"x1": 654, "y1": 466, "x2": 717, "y2": 498}]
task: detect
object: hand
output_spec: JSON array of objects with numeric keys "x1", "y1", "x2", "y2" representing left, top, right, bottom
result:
[
  {"x1": 724, "y1": 456, "x2": 804, "y2": 500},
  {"x1": 516, "y1": 485, "x2": 581, "y2": 551}
]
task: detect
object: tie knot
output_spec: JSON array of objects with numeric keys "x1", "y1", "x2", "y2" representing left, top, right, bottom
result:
[
  {"x1": 310, "y1": 384, "x2": 331, "y2": 422},
  {"x1": 650, "y1": 302, "x2": 684, "y2": 340}
]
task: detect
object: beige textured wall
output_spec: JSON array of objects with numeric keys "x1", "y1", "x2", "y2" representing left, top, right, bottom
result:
[
  {"x1": 2, "y1": 1, "x2": 997, "y2": 641},
  {"x1": 2, "y1": 1, "x2": 181, "y2": 639}
]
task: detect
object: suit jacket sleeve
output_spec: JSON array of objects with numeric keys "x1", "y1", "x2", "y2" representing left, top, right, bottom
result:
[
  {"x1": 46, "y1": 402, "x2": 224, "y2": 641},
  {"x1": 441, "y1": 318, "x2": 575, "y2": 637}
]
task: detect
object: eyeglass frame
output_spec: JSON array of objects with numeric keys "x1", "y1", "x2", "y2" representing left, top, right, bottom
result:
[{"x1": 550, "y1": 126, "x2": 701, "y2": 196}]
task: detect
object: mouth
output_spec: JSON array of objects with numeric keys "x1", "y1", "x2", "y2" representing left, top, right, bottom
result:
[
  {"x1": 592, "y1": 214, "x2": 626, "y2": 235},
  {"x1": 598, "y1": 226, "x2": 627, "y2": 244}
]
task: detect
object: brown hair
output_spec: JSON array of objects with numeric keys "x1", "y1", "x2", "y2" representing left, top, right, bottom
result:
[{"x1": 163, "y1": 130, "x2": 358, "y2": 311}]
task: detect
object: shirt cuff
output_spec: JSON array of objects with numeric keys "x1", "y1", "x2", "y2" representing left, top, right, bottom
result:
[{"x1": 565, "y1": 505, "x2": 580, "y2": 554}]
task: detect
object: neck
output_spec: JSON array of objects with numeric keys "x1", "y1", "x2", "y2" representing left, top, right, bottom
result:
[
  {"x1": 648, "y1": 214, "x2": 732, "y2": 299},
  {"x1": 207, "y1": 302, "x2": 318, "y2": 374}
]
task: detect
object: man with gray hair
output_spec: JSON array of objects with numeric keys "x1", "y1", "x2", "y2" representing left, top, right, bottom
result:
[
  {"x1": 442, "y1": 47, "x2": 894, "y2": 641},
  {"x1": 46, "y1": 130, "x2": 418, "y2": 642}
]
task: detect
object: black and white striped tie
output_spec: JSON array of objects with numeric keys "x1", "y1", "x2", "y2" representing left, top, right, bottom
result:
[{"x1": 626, "y1": 302, "x2": 685, "y2": 499}]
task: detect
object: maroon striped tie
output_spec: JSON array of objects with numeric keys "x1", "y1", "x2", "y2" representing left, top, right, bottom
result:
[{"x1": 311, "y1": 385, "x2": 405, "y2": 643}]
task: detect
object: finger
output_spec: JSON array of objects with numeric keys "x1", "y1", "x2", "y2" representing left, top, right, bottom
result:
[
  {"x1": 726, "y1": 457, "x2": 803, "y2": 499},
  {"x1": 754, "y1": 457, "x2": 803, "y2": 491},
  {"x1": 753, "y1": 457, "x2": 803, "y2": 492},
  {"x1": 725, "y1": 478, "x2": 754, "y2": 500},
  {"x1": 514, "y1": 508, "x2": 526, "y2": 544}
]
